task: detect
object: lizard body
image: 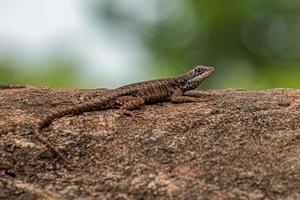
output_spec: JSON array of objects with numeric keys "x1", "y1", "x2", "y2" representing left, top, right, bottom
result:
[{"x1": 35, "y1": 65, "x2": 214, "y2": 168}]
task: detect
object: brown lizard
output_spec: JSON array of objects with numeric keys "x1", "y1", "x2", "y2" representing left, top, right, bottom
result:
[{"x1": 35, "y1": 65, "x2": 215, "y2": 168}]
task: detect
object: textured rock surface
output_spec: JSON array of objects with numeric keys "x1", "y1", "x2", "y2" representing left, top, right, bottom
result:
[{"x1": 0, "y1": 87, "x2": 299, "y2": 199}]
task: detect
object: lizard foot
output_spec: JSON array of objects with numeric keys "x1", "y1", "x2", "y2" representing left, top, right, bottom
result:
[{"x1": 120, "y1": 109, "x2": 144, "y2": 121}]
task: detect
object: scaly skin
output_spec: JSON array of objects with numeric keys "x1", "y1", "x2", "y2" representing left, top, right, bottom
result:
[{"x1": 35, "y1": 65, "x2": 215, "y2": 169}]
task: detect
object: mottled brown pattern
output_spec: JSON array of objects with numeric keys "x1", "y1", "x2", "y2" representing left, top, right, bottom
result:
[
  {"x1": 1, "y1": 88, "x2": 299, "y2": 199},
  {"x1": 34, "y1": 66, "x2": 214, "y2": 166},
  {"x1": 38, "y1": 66, "x2": 214, "y2": 129}
]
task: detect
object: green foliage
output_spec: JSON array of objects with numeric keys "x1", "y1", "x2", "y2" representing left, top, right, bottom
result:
[
  {"x1": 98, "y1": 0, "x2": 300, "y2": 88},
  {"x1": 0, "y1": 59, "x2": 81, "y2": 88},
  {"x1": 1, "y1": 1, "x2": 299, "y2": 88}
]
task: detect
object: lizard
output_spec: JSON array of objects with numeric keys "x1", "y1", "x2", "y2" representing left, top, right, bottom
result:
[{"x1": 34, "y1": 65, "x2": 215, "y2": 168}]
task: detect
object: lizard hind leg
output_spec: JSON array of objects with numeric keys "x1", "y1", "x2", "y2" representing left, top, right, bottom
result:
[
  {"x1": 116, "y1": 96, "x2": 145, "y2": 110},
  {"x1": 115, "y1": 96, "x2": 145, "y2": 120}
]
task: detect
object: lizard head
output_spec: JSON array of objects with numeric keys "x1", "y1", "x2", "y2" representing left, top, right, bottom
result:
[{"x1": 178, "y1": 65, "x2": 214, "y2": 91}]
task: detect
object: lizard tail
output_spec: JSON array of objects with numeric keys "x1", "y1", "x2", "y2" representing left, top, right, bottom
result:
[
  {"x1": 33, "y1": 97, "x2": 113, "y2": 169},
  {"x1": 38, "y1": 98, "x2": 113, "y2": 130}
]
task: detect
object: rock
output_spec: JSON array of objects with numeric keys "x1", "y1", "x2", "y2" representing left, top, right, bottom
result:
[{"x1": 0, "y1": 87, "x2": 299, "y2": 199}]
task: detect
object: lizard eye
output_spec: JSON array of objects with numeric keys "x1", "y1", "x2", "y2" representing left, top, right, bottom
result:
[{"x1": 196, "y1": 67, "x2": 203, "y2": 74}]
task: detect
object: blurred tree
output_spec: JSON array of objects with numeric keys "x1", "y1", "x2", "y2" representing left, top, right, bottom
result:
[{"x1": 92, "y1": 0, "x2": 300, "y2": 88}]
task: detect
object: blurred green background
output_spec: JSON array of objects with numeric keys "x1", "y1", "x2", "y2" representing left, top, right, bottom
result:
[{"x1": 0, "y1": 0, "x2": 299, "y2": 89}]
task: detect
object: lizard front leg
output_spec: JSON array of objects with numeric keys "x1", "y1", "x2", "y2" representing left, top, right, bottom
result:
[
  {"x1": 183, "y1": 90, "x2": 214, "y2": 99},
  {"x1": 171, "y1": 88, "x2": 202, "y2": 103}
]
